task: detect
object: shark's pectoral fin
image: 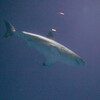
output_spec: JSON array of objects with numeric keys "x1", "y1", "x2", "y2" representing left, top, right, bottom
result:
[
  {"x1": 42, "y1": 45, "x2": 60, "y2": 66},
  {"x1": 43, "y1": 58, "x2": 57, "y2": 66},
  {"x1": 50, "y1": 44, "x2": 60, "y2": 55}
]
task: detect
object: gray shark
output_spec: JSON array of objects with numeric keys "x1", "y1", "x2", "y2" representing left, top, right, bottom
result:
[{"x1": 3, "y1": 20, "x2": 85, "y2": 66}]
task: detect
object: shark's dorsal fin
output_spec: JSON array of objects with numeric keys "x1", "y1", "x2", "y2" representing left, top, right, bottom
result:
[{"x1": 47, "y1": 31, "x2": 54, "y2": 40}]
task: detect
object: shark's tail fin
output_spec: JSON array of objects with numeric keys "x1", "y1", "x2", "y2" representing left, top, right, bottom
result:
[{"x1": 3, "y1": 20, "x2": 16, "y2": 38}]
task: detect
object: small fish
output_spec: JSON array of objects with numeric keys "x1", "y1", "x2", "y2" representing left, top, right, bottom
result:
[
  {"x1": 59, "y1": 12, "x2": 65, "y2": 15},
  {"x1": 3, "y1": 20, "x2": 85, "y2": 66},
  {"x1": 52, "y1": 29, "x2": 56, "y2": 32}
]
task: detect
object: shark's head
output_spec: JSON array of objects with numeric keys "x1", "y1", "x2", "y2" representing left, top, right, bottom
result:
[
  {"x1": 60, "y1": 47, "x2": 85, "y2": 66},
  {"x1": 62, "y1": 56, "x2": 85, "y2": 66}
]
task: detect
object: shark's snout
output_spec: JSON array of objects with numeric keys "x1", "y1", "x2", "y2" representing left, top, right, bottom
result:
[{"x1": 75, "y1": 58, "x2": 85, "y2": 66}]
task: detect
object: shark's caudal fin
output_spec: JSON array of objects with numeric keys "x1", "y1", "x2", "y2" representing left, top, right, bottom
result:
[{"x1": 3, "y1": 20, "x2": 16, "y2": 38}]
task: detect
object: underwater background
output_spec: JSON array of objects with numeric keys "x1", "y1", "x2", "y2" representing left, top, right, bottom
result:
[{"x1": 0, "y1": 0, "x2": 100, "y2": 100}]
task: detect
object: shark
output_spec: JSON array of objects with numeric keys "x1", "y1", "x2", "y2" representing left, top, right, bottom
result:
[{"x1": 3, "y1": 20, "x2": 85, "y2": 66}]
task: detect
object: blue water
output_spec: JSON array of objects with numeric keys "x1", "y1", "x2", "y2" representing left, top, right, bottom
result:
[{"x1": 0, "y1": 0, "x2": 100, "y2": 100}]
